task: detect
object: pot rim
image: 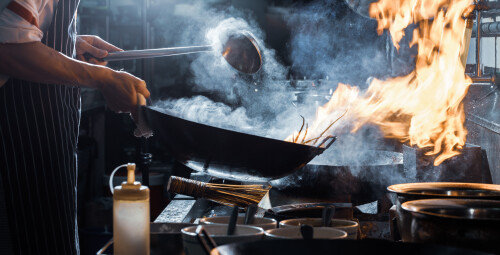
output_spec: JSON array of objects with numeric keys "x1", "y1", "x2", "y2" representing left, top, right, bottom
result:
[
  {"x1": 199, "y1": 216, "x2": 277, "y2": 224},
  {"x1": 401, "y1": 198, "x2": 500, "y2": 221},
  {"x1": 181, "y1": 225, "x2": 264, "y2": 237},
  {"x1": 279, "y1": 218, "x2": 359, "y2": 228},
  {"x1": 387, "y1": 182, "x2": 500, "y2": 198},
  {"x1": 264, "y1": 227, "x2": 348, "y2": 239}
]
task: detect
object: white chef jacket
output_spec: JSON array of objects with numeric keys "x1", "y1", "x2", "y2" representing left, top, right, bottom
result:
[{"x1": 0, "y1": 0, "x2": 59, "y2": 85}]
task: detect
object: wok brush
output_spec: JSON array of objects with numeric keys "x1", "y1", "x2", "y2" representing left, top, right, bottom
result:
[{"x1": 167, "y1": 176, "x2": 270, "y2": 207}]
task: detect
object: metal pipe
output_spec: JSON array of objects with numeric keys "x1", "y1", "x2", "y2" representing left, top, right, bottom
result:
[
  {"x1": 472, "y1": 21, "x2": 500, "y2": 34},
  {"x1": 476, "y1": 8, "x2": 482, "y2": 77},
  {"x1": 470, "y1": 75, "x2": 496, "y2": 84}
]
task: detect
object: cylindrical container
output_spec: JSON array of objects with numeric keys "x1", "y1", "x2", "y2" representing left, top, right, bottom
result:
[
  {"x1": 181, "y1": 225, "x2": 263, "y2": 255},
  {"x1": 279, "y1": 218, "x2": 359, "y2": 239},
  {"x1": 113, "y1": 163, "x2": 150, "y2": 255},
  {"x1": 264, "y1": 227, "x2": 347, "y2": 240},
  {"x1": 200, "y1": 216, "x2": 277, "y2": 230}
]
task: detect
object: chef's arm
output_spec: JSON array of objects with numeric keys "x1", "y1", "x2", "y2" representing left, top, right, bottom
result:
[{"x1": 0, "y1": 41, "x2": 150, "y2": 113}]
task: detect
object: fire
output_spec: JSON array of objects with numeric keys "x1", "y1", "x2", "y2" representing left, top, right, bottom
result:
[{"x1": 288, "y1": 0, "x2": 473, "y2": 165}]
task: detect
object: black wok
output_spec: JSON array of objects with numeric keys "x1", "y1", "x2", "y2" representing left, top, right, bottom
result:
[
  {"x1": 211, "y1": 239, "x2": 492, "y2": 255},
  {"x1": 142, "y1": 106, "x2": 335, "y2": 182},
  {"x1": 270, "y1": 150, "x2": 404, "y2": 205}
]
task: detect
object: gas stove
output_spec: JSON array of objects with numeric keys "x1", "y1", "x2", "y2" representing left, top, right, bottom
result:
[{"x1": 155, "y1": 172, "x2": 391, "y2": 240}]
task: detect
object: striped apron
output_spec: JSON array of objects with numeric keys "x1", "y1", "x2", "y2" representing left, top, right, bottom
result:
[{"x1": 0, "y1": 0, "x2": 81, "y2": 254}]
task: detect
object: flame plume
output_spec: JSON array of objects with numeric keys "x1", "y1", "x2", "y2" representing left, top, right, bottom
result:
[{"x1": 288, "y1": 0, "x2": 473, "y2": 165}]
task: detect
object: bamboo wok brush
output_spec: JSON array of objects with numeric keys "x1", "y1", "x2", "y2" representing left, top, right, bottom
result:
[{"x1": 167, "y1": 176, "x2": 270, "y2": 207}]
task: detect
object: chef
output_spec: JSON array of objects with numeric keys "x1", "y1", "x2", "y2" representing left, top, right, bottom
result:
[{"x1": 0, "y1": 0, "x2": 150, "y2": 254}]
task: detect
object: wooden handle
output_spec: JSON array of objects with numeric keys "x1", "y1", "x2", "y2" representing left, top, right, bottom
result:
[{"x1": 167, "y1": 176, "x2": 207, "y2": 198}]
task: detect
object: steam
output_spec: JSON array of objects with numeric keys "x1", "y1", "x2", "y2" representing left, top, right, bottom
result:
[
  {"x1": 152, "y1": 95, "x2": 258, "y2": 134},
  {"x1": 286, "y1": 0, "x2": 390, "y2": 86},
  {"x1": 151, "y1": 0, "x2": 310, "y2": 139},
  {"x1": 189, "y1": 16, "x2": 291, "y2": 119},
  {"x1": 150, "y1": 0, "x2": 407, "y2": 189}
]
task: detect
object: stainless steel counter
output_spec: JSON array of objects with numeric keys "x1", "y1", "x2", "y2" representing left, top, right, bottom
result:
[{"x1": 465, "y1": 83, "x2": 500, "y2": 183}]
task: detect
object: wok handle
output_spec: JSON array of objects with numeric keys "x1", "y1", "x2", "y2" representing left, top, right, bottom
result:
[
  {"x1": 103, "y1": 45, "x2": 213, "y2": 61},
  {"x1": 316, "y1": 136, "x2": 336, "y2": 149}
]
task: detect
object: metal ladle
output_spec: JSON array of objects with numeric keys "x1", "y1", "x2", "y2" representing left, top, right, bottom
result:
[{"x1": 102, "y1": 31, "x2": 263, "y2": 74}]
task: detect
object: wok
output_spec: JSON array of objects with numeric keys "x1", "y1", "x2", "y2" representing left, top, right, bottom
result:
[
  {"x1": 270, "y1": 150, "x2": 404, "y2": 205},
  {"x1": 211, "y1": 239, "x2": 492, "y2": 255},
  {"x1": 142, "y1": 106, "x2": 336, "y2": 182}
]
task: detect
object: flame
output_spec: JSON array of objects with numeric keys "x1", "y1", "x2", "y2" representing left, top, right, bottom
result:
[{"x1": 289, "y1": 0, "x2": 473, "y2": 165}]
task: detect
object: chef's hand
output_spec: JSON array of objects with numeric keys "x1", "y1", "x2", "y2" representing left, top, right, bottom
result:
[
  {"x1": 76, "y1": 35, "x2": 122, "y2": 65},
  {"x1": 99, "y1": 70, "x2": 150, "y2": 116}
]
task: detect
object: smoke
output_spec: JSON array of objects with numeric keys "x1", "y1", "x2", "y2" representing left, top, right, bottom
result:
[
  {"x1": 152, "y1": 95, "x2": 256, "y2": 132},
  {"x1": 150, "y1": 0, "x2": 409, "y2": 189},
  {"x1": 150, "y1": 0, "x2": 313, "y2": 139},
  {"x1": 286, "y1": 0, "x2": 390, "y2": 86},
  {"x1": 152, "y1": 1, "x2": 290, "y2": 117}
]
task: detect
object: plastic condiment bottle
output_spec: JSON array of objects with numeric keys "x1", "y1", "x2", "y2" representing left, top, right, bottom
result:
[{"x1": 112, "y1": 163, "x2": 150, "y2": 255}]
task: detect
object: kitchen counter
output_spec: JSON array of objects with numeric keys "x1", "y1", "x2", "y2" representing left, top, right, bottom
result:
[{"x1": 465, "y1": 83, "x2": 500, "y2": 183}]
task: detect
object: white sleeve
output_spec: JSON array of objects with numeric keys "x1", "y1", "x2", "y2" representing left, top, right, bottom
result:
[{"x1": 0, "y1": 0, "x2": 43, "y2": 43}]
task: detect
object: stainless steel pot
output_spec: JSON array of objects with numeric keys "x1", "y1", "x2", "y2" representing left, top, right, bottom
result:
[
  {"x1": 401, "y1": 198, "x2": 500, "y2": 254},
  {"x1": 387, "y1": 182, "x2": 500, "y2": 242},
  {"x1": 211, "y1": 239, "x2": 493, "y2": 255}
]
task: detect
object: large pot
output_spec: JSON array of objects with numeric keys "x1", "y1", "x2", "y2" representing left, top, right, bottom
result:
[
  {"x1": 211, "y1": 239, "x2": 492, "y2": 255},
  {"x1": 401, "y1": 199, "x2": 500, "y2": 254},
  {"x1": 142, "y1": 106, "x2": 335, "y2": 182},
  {"x1": 387, "y1": 182, "x2": 500, "y2": 242}
]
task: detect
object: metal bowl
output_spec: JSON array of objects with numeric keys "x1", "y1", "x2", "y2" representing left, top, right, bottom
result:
[{"x1": 401, "y1": 199, "x2": 500, "y2": 253}]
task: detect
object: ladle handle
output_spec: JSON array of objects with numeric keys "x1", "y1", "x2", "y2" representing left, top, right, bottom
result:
[
  {"x1": 227, "y1": 206, "x2": 239, "y2": 236},
  {"x1": 300, "y1": 224, "x2": 313, "y2": 240},
  {"x1": 322, "y1": 206, "x2": 335, "y2": 227},
  {"x1": 103, "y1": 45, "x2": 213, "y2": 61},
  {"x1": 196, "y1": 226, "x2": 218, "y2": 255}
]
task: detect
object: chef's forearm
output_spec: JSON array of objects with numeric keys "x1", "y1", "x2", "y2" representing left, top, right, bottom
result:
[{"x1": 0, "y1": 41, "x2": 111, "y2": 88}]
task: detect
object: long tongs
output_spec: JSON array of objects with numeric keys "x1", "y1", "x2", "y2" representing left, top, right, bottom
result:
[{"x1": 103, "y1": 31, "x2": 262, "y2": 74}]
